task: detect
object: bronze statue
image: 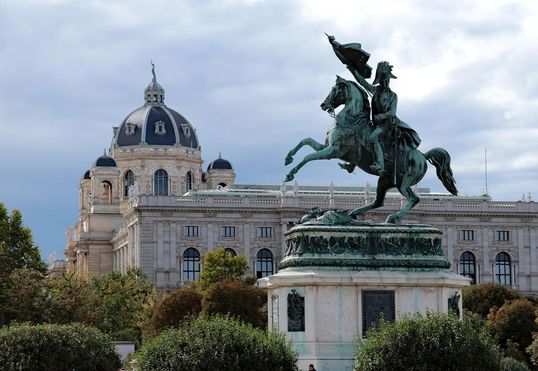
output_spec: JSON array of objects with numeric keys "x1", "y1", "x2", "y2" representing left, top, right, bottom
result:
[{"x1": 284, "y1": 35, "x2": 457, "y2": 224}]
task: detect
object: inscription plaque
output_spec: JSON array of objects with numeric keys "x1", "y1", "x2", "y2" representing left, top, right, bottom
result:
[
  {"x1": 362, "y1": 290, "x2": 395, "y2": 336},
  {"x1": 287, "y1": 289, "x2": 305, "y2": 332}
]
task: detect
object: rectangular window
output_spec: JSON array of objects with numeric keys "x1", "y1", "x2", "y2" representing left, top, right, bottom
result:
[
  {"x1": 221, "y1": 226, "x2": 236, "y2": 238},
  {"x1": 257, "y1": 227, "x2": 273, "y2": 238},
  {"x1": 496, "y1": 230, "x2": 510, "y2": 241},
  {"x1": 184, "y1": 226, "x2": 199, "y2": 237},
  {"x1": 461, "y1": 230, "x2": 474, "y2": 241}
]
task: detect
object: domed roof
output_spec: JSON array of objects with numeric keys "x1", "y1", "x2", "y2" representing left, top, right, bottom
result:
[
  {"x1": 83, "y1": 170, "x2": 91, "y2": 179},
  {"x1": 207, "y1": 154, "x2": 233, "y2": 170},
  {"x1": 114, "y1": 65, "x2": 199, "y2": 149},
  {"x1": 95, "y1": 154, "x2": 117, "y2": 167}
]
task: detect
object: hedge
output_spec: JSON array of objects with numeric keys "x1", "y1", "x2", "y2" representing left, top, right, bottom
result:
[{"x1": 0, "y1": 322, "x2": 121, "y2": 371}]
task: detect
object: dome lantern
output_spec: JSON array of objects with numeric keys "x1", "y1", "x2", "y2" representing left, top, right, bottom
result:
[{"x1": 144, "y1": 61, "x2": 165, "y2": 106}]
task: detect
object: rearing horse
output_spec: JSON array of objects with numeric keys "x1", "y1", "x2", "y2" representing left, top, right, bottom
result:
[{"x1": 284, "y1": 76, "x2": 458, "y2": 223}]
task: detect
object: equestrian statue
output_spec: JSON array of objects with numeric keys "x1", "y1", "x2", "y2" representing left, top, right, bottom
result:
[{"x1": 284, "y1": 35, "x2": 457, "y2": 224}]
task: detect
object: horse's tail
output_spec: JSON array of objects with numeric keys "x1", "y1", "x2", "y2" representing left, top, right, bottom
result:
[{"x1": 424, "y1": 148, "x2": 458, "y2": 195}]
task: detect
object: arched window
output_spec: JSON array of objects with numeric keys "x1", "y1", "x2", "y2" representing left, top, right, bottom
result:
[
  {"x1": 256, "y1": 248, "x2": 273, "y2": 278},
  {"x1": 154, "y1": 169, "x2": 168, "y2": 195},
  {"x1": 123, "y1": 170, "x2": 135, "y2": 197},
  {"x1": 183, "y1": 248, "x2": 200, "y2": 282},
  {"x1": 224, "y1": 248, "x2": 237, "y2": 257},
  {"x1": 185, "y1": 171, "x2": 193, "y2": 193},
  {"x1": 495, "y1": 252, "x2": 512, "y2": 285},
  {"x1": 459, "y1": 251, "x2": 476, "y2": 284}
]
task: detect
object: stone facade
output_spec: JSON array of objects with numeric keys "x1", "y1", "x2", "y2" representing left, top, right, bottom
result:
[{"x1": 65, "y1": 73, "x2": 538, "y2": 293}]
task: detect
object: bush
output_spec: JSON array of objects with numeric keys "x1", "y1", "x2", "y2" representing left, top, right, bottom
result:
[
  {"x1": 500, "y1": 357, "x2": 530, "y2": 371},
  {"x1": 0, "y1": 322, "x2": 121, "y2": 371},
  {"x1": 151, "y1": 286, "x2": 202, "y2": 332},
  {"x1": 463, "y1": 283, "x2": 520, "y2": 318},
  {"x1": 201, "y1": 279, "x2": 266, "y2": 328},
  {"x1": 355, "y1": 312, "x2": 502, "y2": 371},
  {"x1": 488, "y1": 299, "x2": 538, "y2": 355},
  {"x1": 137, "y1": 315, "x2": 298, "y2": 371}
]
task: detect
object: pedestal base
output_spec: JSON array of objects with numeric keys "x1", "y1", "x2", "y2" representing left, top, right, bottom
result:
[{"x1": 258, "y1": 267, "x2": 469, "y2": 371}]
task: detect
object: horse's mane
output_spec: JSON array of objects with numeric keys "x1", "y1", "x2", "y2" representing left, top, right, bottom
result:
[{"x1": 346, "y1": 80, "x2": 370, "y2": 113}]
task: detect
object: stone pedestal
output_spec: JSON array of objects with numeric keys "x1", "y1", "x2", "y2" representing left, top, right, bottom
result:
[{"x1": 258, "y1": 214, "x2": 469, "y2": 371}]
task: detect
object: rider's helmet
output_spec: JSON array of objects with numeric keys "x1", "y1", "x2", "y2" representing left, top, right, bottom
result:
[{"x1": 373, "y1": 61, "x2": 397, "y2": 85}]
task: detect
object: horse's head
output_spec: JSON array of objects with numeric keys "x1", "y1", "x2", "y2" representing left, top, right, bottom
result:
[{"x1": 321, "y1": 75, "x2": 349, "y2": 114}]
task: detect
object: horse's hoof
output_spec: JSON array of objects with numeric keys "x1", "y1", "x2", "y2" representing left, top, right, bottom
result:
[
  {"x1": 284, "y1": 174, "x2": 294, "y2": 182},
  {"x1": 385, "y1": 214, "x2": 399, "y2": 224},
  {"x1": 284, "y1": 155, "x2": 293, "y2": 166}
]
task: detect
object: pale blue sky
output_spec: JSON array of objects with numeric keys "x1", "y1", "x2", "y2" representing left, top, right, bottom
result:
[{"x1": 0, "y1": 0, "x2": 537, "y2": 261}]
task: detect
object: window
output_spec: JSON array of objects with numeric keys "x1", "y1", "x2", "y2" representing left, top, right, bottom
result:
[
  {"x1": 154, "y1": 169, "x2": 168, "y2": 195},
  {"x1": 461, "y1": 230, "x2": 474, "y2": 241},
  {"x1": 123, "y1": 170, "x2": 135, "y2": 197},
  {"x1": 495, "y1": 252, "x2": 512, "y2": 285},
  {"x1": 256, "y1": 248, "x2": 273, "y2": 278},
  {"x1": 125, "y1": 122, "x2": 136, "y2": 135},
  {"x1": 154, "y1": 120, "x2": 166, "y2": 135},
  {"x1": 496, "y1": 230, "x2": 510, "y2": 241},
  {"x1": 184, "y1": 226, "x2": 199, "y2": 237},
  {"x1": 459, "y1": 251, "x2": 476, "y2": 284},
  {"x1": 182, "y1": 248, "x2": 200, "y2": 281},
  {"x1": 224, "y1": 248, "x2": 237, "y2": 257},
  {"x1": 185, "y1": 171, "x2": 193, "y2": 193},
  {"x1": 221, "y1": 226, "x2": 236, "y2": 238},
  {"x1": 257, "y1": 227, "x2": 273, "y2": 238}
]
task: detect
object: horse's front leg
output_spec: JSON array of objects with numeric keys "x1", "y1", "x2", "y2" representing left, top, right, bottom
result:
[
  {"x1": 285, "y1": 138, "x2": 326, "y2": 166},
  {"x1": 349, "y1": 177, "x2": 392, "y2": 217},
  {"x1": 285, "y1": 145, "x2": 341, "y2": 182}
]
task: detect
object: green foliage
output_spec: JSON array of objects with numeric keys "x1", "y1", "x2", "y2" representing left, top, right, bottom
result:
[
  {"x1": 91, "y1": 268, "x2": 155, "y2": 338},
  {"x1": 355, "y1": 312, "x2": 502, "y2": 371},
  {"x1": 463, "y1": 283, "x2": 521, "y2": 318},
  {"x1": 500, "y1": 357, "x2": 530, "y2": 371},
  {"x1": 199, "y1": 248, "x2": 253, "y2": 289},
  {"x1": 0, "y1": 203, "x2": 46, "y2": 274},
  {"x1": 0, "y1": 322, "x2": 121, "y2": 371},
  {"x1": 1, "y1": 269, "x2": 49, "y2": 324},
  {"x1": 0, "y1": 203, "x2": 46, "y2": 324},
  {"x1": 137, "y1": 315, "x2": 298, "y2": 371},
  {"x1": 526, "y1": 333, "x2": 538, "y2": 366},
  {"x1": 487, "y1": 299, "x2": 538, "y2": 358},
  {"x1": 45, "y1": 272, "x2": 100, "y2": 325},
  {"x1": 151, "y1": 286, "x2": 202, "y2": 332},
  {"x1": 201, "y1": 279, "x2": 266, "y2": 328}
]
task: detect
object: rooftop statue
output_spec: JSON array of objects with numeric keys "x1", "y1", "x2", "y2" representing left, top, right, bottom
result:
[{"x1": 284, "y1": 35, "x2": 457, "y2": 223}]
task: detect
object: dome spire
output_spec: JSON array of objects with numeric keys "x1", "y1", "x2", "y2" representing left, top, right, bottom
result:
[{"x1": 144, "y1": 61, "x2": 165, "y2": 106}]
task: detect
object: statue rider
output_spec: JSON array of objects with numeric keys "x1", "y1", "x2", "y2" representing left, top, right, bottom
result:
[{"x1": 347, "y1": 61, "x2": 421, "y2": 175}]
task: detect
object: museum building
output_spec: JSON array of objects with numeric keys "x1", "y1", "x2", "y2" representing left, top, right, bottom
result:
[{"x1": 64, "y1": 73, "x2": 538, "y2": 294}]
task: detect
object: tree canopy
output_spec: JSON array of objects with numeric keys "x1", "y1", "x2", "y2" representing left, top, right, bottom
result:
[{"x1": 199, "y1": 248, "x2": 252, "y2": 289}]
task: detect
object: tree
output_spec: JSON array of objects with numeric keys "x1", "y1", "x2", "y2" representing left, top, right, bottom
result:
[
  {"x1": 488, "y1": 299, "x2": 538, "y2": 365},
  {"x1": 199, "y1": 248, "x2": 253, "y2": 289},
  {"x1": 151, "y1": 286, "x2": 202, "y2": 332},
  {"x1": 0, "y1": 202, "x2": 46, "y2": 274},
  {"x1": 91, "y1": 268, "x2": 155, "y2": 340},
  {"x1": 463, "y1": 283, "x2": 521, "y2": 318},
  {"x1": 201, "y1": 279, "x2": 266, "y2": 328},
  {"x1": 1, "y1": 269, "x2": 49, "y2": 324},
  {"x1": 0, "y1": 203, "x2": 46, "y2": 324},
  {"x1": 137, "y1": 316, "x2": 298, "y2": 371},
  {"x1": 46, "y1": 272, "x2": 100, "y2": 325},
  {"x1": 355, "y1": 313, "x2": 502, "y2": 371}
]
